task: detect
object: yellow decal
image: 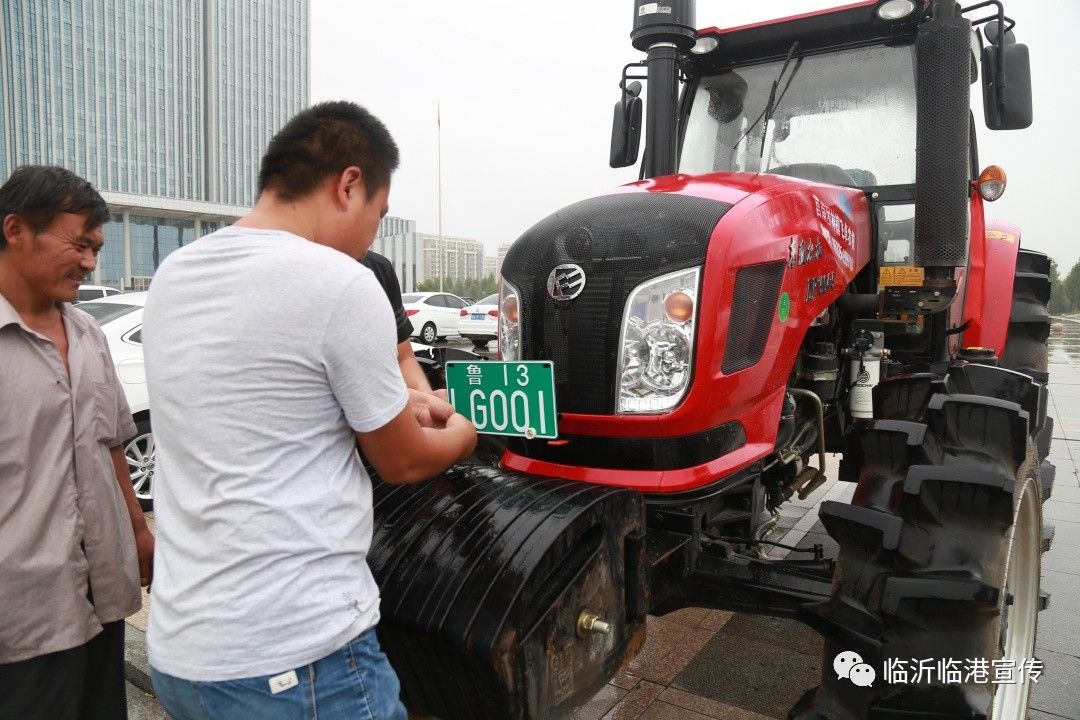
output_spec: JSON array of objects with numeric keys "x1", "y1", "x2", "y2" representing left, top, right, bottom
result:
[
  {"x1": 879, "y1": 266, "x2": 925, "y2": 289},
  {"x1": 987, "y1": 230, "x2": 1016, "y2": 243}
]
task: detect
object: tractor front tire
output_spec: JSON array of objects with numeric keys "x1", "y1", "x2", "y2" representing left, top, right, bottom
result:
[{"x1": 793, "y1": 364, "x2": 1048, "y2": 720}]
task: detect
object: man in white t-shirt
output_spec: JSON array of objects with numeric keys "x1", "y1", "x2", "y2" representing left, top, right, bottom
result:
[{"x1": 143, "y1": 101, "x2": 477, "y2": 720}]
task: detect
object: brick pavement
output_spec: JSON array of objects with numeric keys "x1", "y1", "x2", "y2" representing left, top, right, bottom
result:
[{"x1": 126, "y1": 325, "x2": 1080, "y2": 719}]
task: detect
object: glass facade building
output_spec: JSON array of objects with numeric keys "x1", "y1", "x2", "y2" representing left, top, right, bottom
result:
[{"x1": 0, "y1": 0, "x2": 309, "y2": 288}]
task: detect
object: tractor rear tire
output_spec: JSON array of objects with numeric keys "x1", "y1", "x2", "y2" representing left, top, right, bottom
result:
[
  {"x1": 1001, "y1": 248, "x2": 1054, "y2": 461},
  {"x1": 792, "y1": 364, "x2": 1048, "y2": 720}
]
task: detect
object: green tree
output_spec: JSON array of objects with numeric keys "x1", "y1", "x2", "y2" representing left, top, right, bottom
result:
[
  {"x1": 415, "y1": 276, "x2": 499, "y2": 300},
  {"x1": 1048, "y1": 259, "x2": 1072, "y2": 315},
  {"x1": 1062, "y1": 261, "x2": 1080, "y2": 316}
]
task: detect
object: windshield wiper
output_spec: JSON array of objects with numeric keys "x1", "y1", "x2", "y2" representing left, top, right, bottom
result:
[
  {"x1": 731, "y1": 41, "x2": 802, "y2": 159},
  {"x1": 760, "y1": 43, "x2": 802, "y2": 162}
]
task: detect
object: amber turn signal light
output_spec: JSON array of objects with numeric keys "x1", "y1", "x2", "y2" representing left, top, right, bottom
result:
[
  {"x1": 502, "y1": 295, "x2": 519, "y2": 324},
  {"x1": 664, "y1": 290, "x2": 694, "y2": 324},
  {"x1": 978, "y1": 165, "x2": 1007, "y2": 202}
]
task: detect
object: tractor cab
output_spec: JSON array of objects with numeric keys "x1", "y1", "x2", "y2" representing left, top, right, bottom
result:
[
  {"x1": 606, "y1": 0, "x2": 1032, "y2": 364},
  {"x1": 678, "y1": 38, "x2": 920, "y2": 280}
]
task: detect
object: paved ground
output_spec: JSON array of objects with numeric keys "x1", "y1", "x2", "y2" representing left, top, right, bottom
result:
[{"x1": 125, "y1": 331, "x2": 1080, "y2": 719}]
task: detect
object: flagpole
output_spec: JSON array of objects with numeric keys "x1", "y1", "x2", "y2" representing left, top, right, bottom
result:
[{"x1": 437, "y1": 101, "x2": 444, "y2": 292}]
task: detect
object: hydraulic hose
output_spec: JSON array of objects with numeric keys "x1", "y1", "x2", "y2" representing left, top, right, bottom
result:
[{"x1": 788, "y1": 388, "x2": 827, "y2": 473}]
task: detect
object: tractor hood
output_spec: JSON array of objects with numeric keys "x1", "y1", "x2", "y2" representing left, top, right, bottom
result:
[
  {"x1": 500, "y1": 171, "x2": 871, "y2": 490},
  {"x1": 501, "y1": 170, "x2": 870, "y2": 417},
  {"x1": 501, "y1": 185, "x2": 735, "y2": 415}
]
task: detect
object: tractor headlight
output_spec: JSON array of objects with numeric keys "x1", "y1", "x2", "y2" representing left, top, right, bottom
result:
[
  {"x1": 498, "y1": 278, "x2": 521, "y2": 360},
  {"x1": 617, "y1": 267, "x2": 700, "y2": 414}
]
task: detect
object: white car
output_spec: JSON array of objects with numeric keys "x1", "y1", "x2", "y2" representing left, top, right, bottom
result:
[
  {"x1": 75, "y1": 291, "x2": 444, "y2": 510},
  {"x1": 401, "y1": 292, "x2": 469, "y2": 344},
  {"x1": 74, "y1": 292, "x2": 153, "y2": 510},
  {"x1": 457, "y1": 293, "x2": 498, "y2": 349},
  {"x1": 77, "y1": 284, "x2": 125, "y2": 302}
]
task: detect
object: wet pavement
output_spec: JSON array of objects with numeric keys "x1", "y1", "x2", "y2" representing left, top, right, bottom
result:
[{"x1": 125, "y1": 332, "x2": 1080, "y2": 719}]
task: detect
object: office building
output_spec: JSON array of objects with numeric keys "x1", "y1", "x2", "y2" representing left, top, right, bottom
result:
[
  {"x1": 492, "y1": 241, "x2": 513, "y2": 279},
  {"x1": 421, "y1": 234, "x2": 485, "y2": 284},
  {"x1": 372, "y1": 216, "x2": 424, "y2": 292},
  {"x1": 0, "y1": 0, "x2": 309, "y2": 289}
]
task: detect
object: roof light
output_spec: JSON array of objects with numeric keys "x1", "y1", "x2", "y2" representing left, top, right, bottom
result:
[
  {"x1": 690, "y1": 36, "x2": 719, "y2": 55},
  {"x1": 877, "y1": 0, "x2": 916, "y2": 20},
  {"x1": 978, "y1": 165, "x2": 1007, "y2": 202}
]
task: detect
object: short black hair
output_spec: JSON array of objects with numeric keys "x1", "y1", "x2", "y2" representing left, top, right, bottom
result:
[
  {"x1": 257, "y1": 101, "x2": 400, "y2": 202},
  {"x1": 0, "y1": 166, "x2": 109, "y2": 250}
]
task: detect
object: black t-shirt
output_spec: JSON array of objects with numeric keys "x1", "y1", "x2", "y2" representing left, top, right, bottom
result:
[{"x1": 361, "y1": 251, "x2": 414, "y2": 344}]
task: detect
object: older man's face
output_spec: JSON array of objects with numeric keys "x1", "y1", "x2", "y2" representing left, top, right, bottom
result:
[{"x1": 7, "y1": 212, "x2": 104, "y2": 303}]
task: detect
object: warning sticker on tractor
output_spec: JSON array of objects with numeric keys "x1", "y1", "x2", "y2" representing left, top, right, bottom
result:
[
  {"x1": 638, "y1": 3, "x2": 672, "y2": 16},
  {"x1": 987, "y1": 229, "x2": 1017, "y2": 243},
  {"x1": 878, "y1": 266, "x2": 924, "y2": 289}
]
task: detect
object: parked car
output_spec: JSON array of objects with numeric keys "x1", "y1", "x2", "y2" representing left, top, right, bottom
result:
[
  {"x1": 75, "y1": 293, "x2": 153, "y2": 510},
  {"x1": 76, "y1": 284, "x2": 124, "y2": 302},
  {"x1": 74, "y1": 291, "x2": 448, "y2": 510},
  {"x1": 457, "y1": 293, "x2": 498, "y2": 349},
  {"x1": 401, "y1": 292, "x2": 469, "y2": 344}
]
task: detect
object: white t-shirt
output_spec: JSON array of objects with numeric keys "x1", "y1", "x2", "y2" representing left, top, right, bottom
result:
[{"x1": 143, "y1": 227, "x2": 408, "y2": 681}]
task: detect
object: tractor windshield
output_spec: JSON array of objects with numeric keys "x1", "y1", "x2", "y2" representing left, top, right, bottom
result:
[{"x1": 681, "y1": 43, "x2": 917, "y2": 187}]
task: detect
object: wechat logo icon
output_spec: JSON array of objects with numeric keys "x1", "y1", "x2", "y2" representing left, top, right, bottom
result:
[{"x1": 834, "y1": 651, "x2": 876, "y2": 687}]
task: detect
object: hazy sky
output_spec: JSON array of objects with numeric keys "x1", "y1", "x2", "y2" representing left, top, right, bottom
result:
[{"x1": 311, "y1": 1, "x2": 1078, "y2": 272}]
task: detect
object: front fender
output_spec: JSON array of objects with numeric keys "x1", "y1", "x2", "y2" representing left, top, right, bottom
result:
[{"x1": 960, "y1": 198, "x2": 1021, "y2": 356}]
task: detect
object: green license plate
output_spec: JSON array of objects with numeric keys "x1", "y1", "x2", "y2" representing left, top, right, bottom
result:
[{"x1": 445, "y1": 361, "x2": 558, "y2": 439}]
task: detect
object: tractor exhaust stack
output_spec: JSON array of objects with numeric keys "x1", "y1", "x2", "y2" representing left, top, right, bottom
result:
[
  {"x1": 632, "y1": 0, "x2": 696, "y2": 178},
  {"x1": 913, "y1": 0, "x2": 973, "y2": 270}
]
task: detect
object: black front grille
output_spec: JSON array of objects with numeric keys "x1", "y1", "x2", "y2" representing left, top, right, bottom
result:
[
  {"x1": 502, "y1": 193, "x2": 732, "y2": 414},
  {"x1": 722, "y1": 262, "x2": 786, "y2": 375}
]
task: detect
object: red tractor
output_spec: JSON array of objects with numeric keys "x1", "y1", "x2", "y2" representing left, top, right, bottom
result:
[{"x1": 380, "y1": 2, "x2": 1051, "y2": 719}]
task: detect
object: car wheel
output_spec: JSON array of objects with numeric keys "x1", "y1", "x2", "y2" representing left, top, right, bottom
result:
[
  {"x1": 124, "y1": 417, "x2": 155, "y2": 512},
  {"x1": 421, "y1": 322, "x2": 438, "y2": 344}
]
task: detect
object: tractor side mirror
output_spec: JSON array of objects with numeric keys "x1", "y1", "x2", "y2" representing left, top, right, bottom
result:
[
  {"x1": 983, "y1": 19, "x2": 1016, "y2": 46},
  {"x1": 610, "y1": 81, "x2": 643, "y2": 168},
  {"x1": 981, "y1": 40, "x2": 1032, "y2": 130}
]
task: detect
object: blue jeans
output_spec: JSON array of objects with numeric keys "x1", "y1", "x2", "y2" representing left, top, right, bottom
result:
[{"x1": 150, "y1": 627, "x2": 408, "y2": 720}]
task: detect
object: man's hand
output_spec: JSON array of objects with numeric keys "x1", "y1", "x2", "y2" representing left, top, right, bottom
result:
[
  {"x1": 408, "y1": 388, "x2": 455, "y2": 428},
  {"x1": 446, "y1": 413, "x2": 479, "y2": 461},
  {"x1": 134, "y1": 527, "x2": 155, "y2": 588},
  {"x1": 358, "y1": 400, "x2": 479, "y2": 485},
  {"x1": 110, "y1": 445, "x2": 156, "y2": 589}
]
